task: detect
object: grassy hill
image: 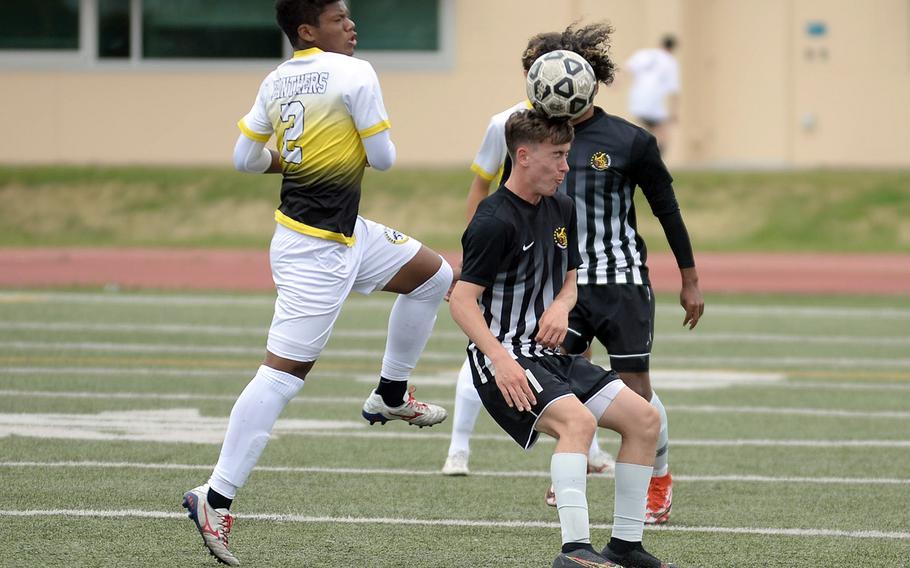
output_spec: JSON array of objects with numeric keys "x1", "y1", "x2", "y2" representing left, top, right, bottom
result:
[{"x1": 1, "y1": 166, "x2": 908, "y2": 252}]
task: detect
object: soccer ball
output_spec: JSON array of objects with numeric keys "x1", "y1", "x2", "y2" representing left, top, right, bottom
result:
[{"x1": 526, "y1": 50, "x2": 597, "y2": 119}]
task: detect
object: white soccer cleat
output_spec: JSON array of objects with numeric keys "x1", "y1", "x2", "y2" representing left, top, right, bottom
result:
[
  {"x1": 182, "y1": 484, "x2": 240, "y2": 566},
  {"x1": 587, "y1": 448, "x2": 615, "y2": 474},
  {"x1": 645, "y1": 472, "x2": 673, "y2": 525},
  {"x1": 442, "y1": 450, "x2": 470, "y2": 476},
  {"x1": 545, "y1": 484, "x2": 557, "y2": 507},
  {"x1": 361, "y1": 386, "x2": 447, "y2": 428}
]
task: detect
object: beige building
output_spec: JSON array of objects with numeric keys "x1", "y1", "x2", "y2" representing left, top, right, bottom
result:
[{"x1": 1, "y1": 0, "x2": 908, "y2": 168}]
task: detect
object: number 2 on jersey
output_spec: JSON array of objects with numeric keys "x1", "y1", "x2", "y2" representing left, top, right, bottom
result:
[{"x1": 279, "y1": 101, "x2": 305, "y2": 165}]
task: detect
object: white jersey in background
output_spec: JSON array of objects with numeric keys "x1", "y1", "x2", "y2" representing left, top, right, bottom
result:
[
  {"x1": 469, "y1": 100, "x2": 532, "y2": 184},
  {"x1": 625, "y1": 48, "x2": 679, "y2": 123}
]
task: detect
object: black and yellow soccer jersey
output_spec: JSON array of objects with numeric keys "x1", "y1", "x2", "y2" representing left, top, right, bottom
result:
[{"x1": 238, "y1": 48, "x2": 391, "y2": 246}]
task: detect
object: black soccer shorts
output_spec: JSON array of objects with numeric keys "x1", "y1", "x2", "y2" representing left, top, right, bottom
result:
[
  {"x1": 468, "y1": 352, "x2": 622, "y2": 449},
  {"x1": 563, "y1": 283, "x2": 656, "y2": 373}
]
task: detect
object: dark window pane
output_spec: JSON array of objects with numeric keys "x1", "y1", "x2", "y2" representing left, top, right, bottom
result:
[
  {"x1": 142, "y1": 0, "x2": 282, "y2": 59},
  {"x1": 0, "y1": 1, "x2": 79, "y2": 50},
  {"x1": 350, "y1": 0, "x2": 438, "y2": 51},
  {"x1": 99, "y1": 0, "x2": 131, "y2": 58}
]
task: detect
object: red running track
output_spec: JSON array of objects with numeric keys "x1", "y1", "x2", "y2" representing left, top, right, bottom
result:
[{"x1": 0, "y1": 248, "x2": 908, "y2": 296}]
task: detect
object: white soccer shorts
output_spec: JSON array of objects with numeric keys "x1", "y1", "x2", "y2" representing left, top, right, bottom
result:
[{"x1": 266, "y1": 216, "x2": 421, "y2": 362}]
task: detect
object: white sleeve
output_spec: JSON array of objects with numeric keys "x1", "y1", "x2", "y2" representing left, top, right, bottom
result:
[
  {"x1": 344, "y1": 61, "x2": 391, "y2": 139},
  {"x1": 625, "y1": 50, "x2": 646, "y2": 75},
  {"x1": 470, "y1": 118, "x2": 507, "y2": 181},
  {"x1": 666, "y1": 57, "x2": 681, "y2": 93},
  {"x1": 237, "y1": 75, "x2": 274, "y2": 143},
  {"x1": 232, "y1": 134, "x2": 272, "y2": 173},
  {"x1": 362, "y1": 129, "x2": 396, "y2": 171}
]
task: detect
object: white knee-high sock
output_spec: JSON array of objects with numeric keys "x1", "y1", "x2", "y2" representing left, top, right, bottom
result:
[
  {"x1": 447, "y1": 358, "x2": 482, "y2": 456},
  {"x1": 380, "y1": 260, "x2": 452, "y2": 380},
  {"x1": 611, "y1": 462, "x2": 653, "y2": 542},
  {"x1": 650, "y1": 390, "x2": 669, "y2": 477},
  {"x1": 208, "y1": 365, "x2": 304, "y2": 499},
  {"x1": 589, "y1": 432, "x2": 603, "y2": 457},
  {"x1": 551, "y1": 453, "x2": 590, "y2": 545}
]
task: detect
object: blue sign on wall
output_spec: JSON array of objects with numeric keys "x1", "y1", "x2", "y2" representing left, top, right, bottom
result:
[{"x1": 806, "y1": 21, "x2": 828, "y2": 37}]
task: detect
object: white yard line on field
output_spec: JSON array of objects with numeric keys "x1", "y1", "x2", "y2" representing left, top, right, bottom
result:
[
  {"x1": 2, "y1": 291, "x2": 909, "y2": 319},
  {"x1": 4, "y1": 366, "x2": 909, "y2": 392},
  {"x1": 0, "y1": 508, "x2": 906, "y2": 539},
  {"x1": 2, "y1": 460, "x2": 909, "y2": 486},
  {"x1": 5, "y1": 341, "x2": 910, "y2": 368},
  {"x1": 0, "y1": 341, "x2": 466, "y2": 362},
  {"x1": 4, "y1": 321, "x2": 910, "y2": 347},
  {"x1": 1, "y1": 389, "x2": 908, "y2": 420}
]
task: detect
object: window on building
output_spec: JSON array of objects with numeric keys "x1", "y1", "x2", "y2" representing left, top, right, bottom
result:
[
  {"x1": 350, "y1": 0, "x2": 439, "y2": 51},
  {"x1": 98, "y1": 0, "x2": 131, "y2": 58},
  {"x1": 142, "y1": 0, "x2": 283, "y2": 59},
  {"x1": 1, "y1": 0, "x2": 449, "y2": 66},
  {"x1": 0, "y1": 1, "x2": 80, "y2": 50}
]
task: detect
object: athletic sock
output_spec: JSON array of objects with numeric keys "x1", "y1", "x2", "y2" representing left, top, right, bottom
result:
[
  {"x1": 562, "y1": 542, "x2": 597, "y2": 554},
  {"x1": 447, "y1": 359, "x2": 483, "y2": 456},
  {"x1": 207, "y1": 487, "x2": 233, "y2": 510},
  {"x1": 607, "y1": 537, "x2": 642, "y2": 554},
  {"x1": 611, "y1": 462, "x2": 653, "y2": 542},
  {"x1": 375, "y1": 376, "x2": 407, "y2": 407},
  {"x1": 589, "y1": 432, "x2": 603, "y2": 457},
  {"x1": 551, "y1": 453, "x2": 590, "y2": 547},
  {"x1": 650, "y1": 390, "x2": 670, "y2": 477},
  {"x1": 377, "y1": 261, "x2": 452, "y2": 406},
  {"x1": 208, "y1": 365, "x2": 304, "y2": 499}
]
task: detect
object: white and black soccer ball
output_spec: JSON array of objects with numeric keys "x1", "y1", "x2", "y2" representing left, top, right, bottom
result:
[{"x1": 526, "y1": 50, "x2": 597, "y2": 119}]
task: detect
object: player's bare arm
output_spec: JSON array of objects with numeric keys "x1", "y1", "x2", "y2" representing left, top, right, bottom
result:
[
  {"x1": 466, "y1": 174, "x2": 495, "y2": 222},
  {"x1": 450, "y1": 280, "x2": 538, "y2": 412},
  {"x1": 535, "y1": 269, "x2": 577, "y2": 349},
  {"x1": 680, "y1": 266, "x2": 704, "y2": 329}
]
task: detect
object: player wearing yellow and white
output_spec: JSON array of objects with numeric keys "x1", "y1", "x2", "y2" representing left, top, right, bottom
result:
[
  {"x1": 443, "y1": 33, "x2": 613, "y2": 478},
  {"x1": 182, "y1": 1, "x2": 451, "y2": 565}
]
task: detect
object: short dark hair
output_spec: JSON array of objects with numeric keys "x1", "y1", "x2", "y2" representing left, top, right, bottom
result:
[
  {"x1": 662, "y1": 34, "x2": 678, "y2": 51},
  {"x1": 521, "y1": 32, "x2": 563, "y2": 71},
  {"x1": 561, "y1": 21, "x2": 616, "y2": 85},
  {"x1": 275, "y1": 0, "x2": 337, "y2": 48},
  {"x1": 504, "y1": 109, "x2": 574, "y2": 160}
]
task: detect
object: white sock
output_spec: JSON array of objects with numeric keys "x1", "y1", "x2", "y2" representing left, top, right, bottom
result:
[
  {"x1": 611, "y1": 462, "x2": 653, "y2": 542},
  {"x1": 589, "y1": 432, "x2": 602, "y2": 457},
  {"x1": 551, "y1": 453, "x2": 590, "y2": 546},
  {"x1": 447, "y1": 359, "x2": 482, "y2": 456},
  {"x1": 208, "y1": 365, "x2": 304, "y2": 499},
  {"x1": 380, "y1": 260, "x2": 452, "y2": 380},
  {"x1": 650, "y1": 390, "x2": 669, "y2": 477}
]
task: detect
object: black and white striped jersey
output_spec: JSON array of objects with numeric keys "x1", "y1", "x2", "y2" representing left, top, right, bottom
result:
[
  {"x1": 558, "y1": 108, "x2": 680, "y2": 285},
  {"x1": 460, "y1": 186, "x2": 582, "y2": 365}
]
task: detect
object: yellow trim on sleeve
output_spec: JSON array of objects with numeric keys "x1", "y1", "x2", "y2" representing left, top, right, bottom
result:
[
  {"x1": 293, "y1": 47, "x2": 324, "y2": 58},
  {"x1": 275, "y1": 210, "x2": 356, "y2": 247},
  {"x1": 358, "y1": 120, "x2": 391, "y2": 139},
  {"x1": 470, "y1": 163, "x2": 496, "y2": 181},
  {"x1": 238, "y1": 120, "x2": 271, "y2": 143}
]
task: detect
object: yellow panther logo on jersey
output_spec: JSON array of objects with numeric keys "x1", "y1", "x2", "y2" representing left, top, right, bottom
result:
[
  {"x1": 553, "y1": 226, "x2": 568, "y2": 249},
  {"x1": 384, "y1": 227, "x2": 410, "y2": 245},
  {"x1": 590, "y1": 151, "x2": 611, "y2": 171}
]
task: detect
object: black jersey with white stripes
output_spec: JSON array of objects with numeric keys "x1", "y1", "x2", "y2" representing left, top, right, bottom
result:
[
  {"x1": 460, "y1": 186, "x2": 582, "y2": 361},
  {"x1": 558, "y1": 108, "x2": 680, "y2": 285}
]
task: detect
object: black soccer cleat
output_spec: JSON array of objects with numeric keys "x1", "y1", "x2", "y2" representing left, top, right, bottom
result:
[
  {"x1": 553, "y1": 548, "x2": 619, "y2": 567},
  {"x1": 601, "y1": 543, "x2": 677, "y2": 568}
]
